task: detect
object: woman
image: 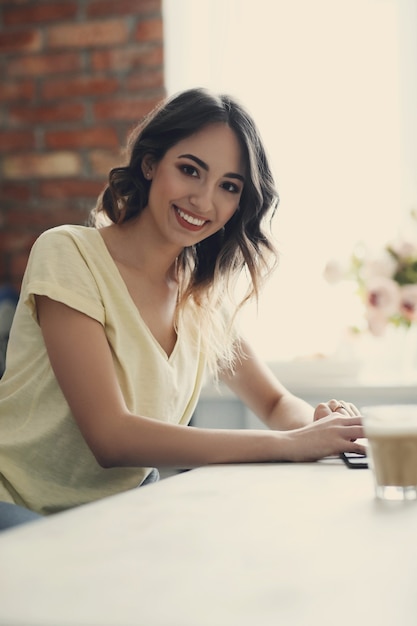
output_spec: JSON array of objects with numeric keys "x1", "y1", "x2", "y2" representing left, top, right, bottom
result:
[{"x1": 0, "y1": 88, "x2": 365, "y2": 528}]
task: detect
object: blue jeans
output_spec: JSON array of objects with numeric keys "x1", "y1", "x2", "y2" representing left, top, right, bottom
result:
[
  {"x1": 0, "y1": 468, "x2": 160, "y2": 532},
  {"x1": 0, "y1": 501, "x2": 43, "y2": 531}
]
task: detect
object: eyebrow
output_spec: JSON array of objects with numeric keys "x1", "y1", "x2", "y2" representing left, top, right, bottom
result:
[{"x1": 177, "y1": 153, "x2": 245, "y2": 183}]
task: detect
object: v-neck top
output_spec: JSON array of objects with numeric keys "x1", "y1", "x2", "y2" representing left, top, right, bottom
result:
[{"x1": 0, "y1": 225, "x2": 207, "y2": 515}]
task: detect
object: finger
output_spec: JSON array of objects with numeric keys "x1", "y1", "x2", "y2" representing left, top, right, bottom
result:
[
  {"x1": 331, "y1": 399, "x2": 350, "y2": 414},
  {"x1": 328, "y1": 399, "x2": 341, "y2": 412},
  {"x1": 342, "y1": 423, "x2": 364, "y2": 441},
  {"x1": 347, "y1": 402, "x2": 362, "y2": 417},
  {"x1": 340, "y1": 415, "x2": 363, "y2": 426},
  {"x1": 346, "y1": 440, "x2": 367, "y2": 455},
  {"x1": 313, "y1": 402, "x2": 333, "y2": 420},
  {"x1": 337, "y1": 401, "x2": 361, "y2": 416}
]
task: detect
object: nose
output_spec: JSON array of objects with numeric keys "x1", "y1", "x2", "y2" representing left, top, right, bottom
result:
[{"x1": 189, "y1": 182, "x2": 215, "y2": 214}]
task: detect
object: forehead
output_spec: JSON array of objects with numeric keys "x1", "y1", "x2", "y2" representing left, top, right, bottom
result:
[{"x1": 168, "y1": 123, "x2": 246, "y2": 174}]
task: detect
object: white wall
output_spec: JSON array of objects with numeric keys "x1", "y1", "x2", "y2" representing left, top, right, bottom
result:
[{"x1": 163, "y1": 0, "x2": 417, "y2": 361}]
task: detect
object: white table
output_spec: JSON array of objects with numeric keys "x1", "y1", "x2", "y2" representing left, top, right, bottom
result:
[{"x1": 1, "y1": 461, "x2": 416, "y2": 626}]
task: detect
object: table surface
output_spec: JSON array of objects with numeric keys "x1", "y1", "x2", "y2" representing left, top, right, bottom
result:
[{"x1": 1, "y1": 460, "x2": 416, "y2": 626}]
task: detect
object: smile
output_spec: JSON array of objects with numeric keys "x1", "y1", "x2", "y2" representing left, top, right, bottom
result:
[{"x1": 174, "y1": 206, "x2": 207, "y2": 228}]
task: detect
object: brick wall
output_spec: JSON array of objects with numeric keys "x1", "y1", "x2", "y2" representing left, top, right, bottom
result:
[{"x1": 0, "y1": 0, "x2": 165, "y2": 292}]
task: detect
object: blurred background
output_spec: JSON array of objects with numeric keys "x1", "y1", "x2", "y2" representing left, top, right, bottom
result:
[{"x1": 1, "y1": 0, "x2": 417, "y2": 379}]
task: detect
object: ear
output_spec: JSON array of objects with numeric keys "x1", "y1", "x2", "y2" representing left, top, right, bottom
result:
[{"x1": 141, "y1": 154, "x2": 155, "y2": 180}]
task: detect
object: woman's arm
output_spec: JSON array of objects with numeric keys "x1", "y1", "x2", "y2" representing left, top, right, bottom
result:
[
  {"x1": 220, "y1": 337, "x2": 366, "y2": 460},
  {"x1": 36, "y1": 296, "x2": 365, "y2": 468},
  {"x1": 35, "y1": 295, "x2": 287, "y2": 468},
  {"x1": 220, "y1": 339, "x2": 315, "y2": 430}
]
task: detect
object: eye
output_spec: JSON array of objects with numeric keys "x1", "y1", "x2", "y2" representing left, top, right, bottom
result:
[
  {"x1": 221, "y1": 181, "x2": 241, "y2": 194},
  {"x1": 180, "y1": 164, "x2": 199, "y2": 177}
]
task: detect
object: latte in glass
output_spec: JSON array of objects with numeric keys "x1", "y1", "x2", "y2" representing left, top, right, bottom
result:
[{"x1": 362, "y1": 405, "x2": 417, "y2": 501}]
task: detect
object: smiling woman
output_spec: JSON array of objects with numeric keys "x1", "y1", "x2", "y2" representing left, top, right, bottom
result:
[
  {"x1": 140, "y1": 124, "x2": 245, "y2": 237},
  {"x1": 0, "y1": 88, "x2": 367, "y2": 529},
  {"x1": 94, "y1": 89, "x2": 279, "y2": 378},
  {"x1": 163, "y1": 0, "x2": 417, "y2": 362}
]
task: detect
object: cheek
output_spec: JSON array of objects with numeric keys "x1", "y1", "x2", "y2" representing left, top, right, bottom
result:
[
  {"x1": 148, "y1": 173, "x2": 176, "y2": 205},
  {"x1": 220, "y1": 196, "x2": 240, "y2": 220},
  {"x1": 155, "y1": 169, "x2": 188, "y2": 198}
]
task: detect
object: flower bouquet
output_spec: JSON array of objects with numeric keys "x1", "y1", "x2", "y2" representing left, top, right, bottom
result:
[{"x1": 324, "y1": 211, "x2": 417, "y2": 337}]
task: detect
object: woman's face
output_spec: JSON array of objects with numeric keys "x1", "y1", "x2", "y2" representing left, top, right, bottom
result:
[{"x1": 143, "y1": 123, "x2": 246, "y2": 248}]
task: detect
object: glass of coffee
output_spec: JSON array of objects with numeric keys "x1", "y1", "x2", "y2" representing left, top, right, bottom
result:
[{"x1": 362, "y1": 404, "x2": 417, "y2": 501}]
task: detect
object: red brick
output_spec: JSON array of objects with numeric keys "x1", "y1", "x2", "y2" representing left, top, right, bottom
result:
[
  {"x1": 6, "y1": 206, "x2": 88, "y2": 229},
  {"x1": 47, "y1": 19, "x2": 129, "y2": 49},
  {"x1": 0, "y1": 30, "x2": 42, "y2": 54},
  {"x1": 9, "y1": 102, "x2": 85, "y2": 125},
  {"x1": 0, "y1": 182, "x2": 32, "y2": 203},
  {"x1": 0, "y1": 232, "x2": 34, "y2": 255},
  {"x1": 87, "y1": 0, "x2": 160, "y2": 18},
  {"x1": 1, "y1": 0, "x2": 165, "y2": 290},
  {"x1": 4, "y1": 2, "x2": 78, "y2": 26},
  {"x1": 6, "y1": 52, "x2": 82, "y2": 78},
  {"x1": 9, "y1": 276, "x2": 24, "y2": 294},
  {"x1": 0, "y1": 80, "x2": 35, "y2": 103},
  {"x1": 0, "y1": 265, "x2": 7, "y2": 285},
  {"x1": 0, "y1": 232, "x2": 35, "y2": 289},
  {"x1": 91, "y1": 44, "x2": 163, "y2": 72},
  {"x1": 9, "y1": 277, "x2": 24, "y2": 294},
  {"x1": 0, "y1": 232, "x2": 36, "y2": 270},
  {"x1": 0, "y1": 235, "x2": 5, "y2": 262},
  {"x1": 125, "y1": 69, "x2": 164, "y2": 92},
  {"x1": 3, "y1": 152, "x2": 82, "y2": 180},
  {"x1": 89, "y1": 149, "x2": 124, "y2": 176},
  {"x1": 38, "y1": 179, "x2": 105, "y2": 199},
  {"x1": 42, "y1": 75, "x2": 119, "y2": 100},
  {"x1": 135, "y1": 18, "x2": 163, "y2": 42},
  {"x1": 0, "y1": 130, "x2": 36, "y2": 152},
  {"x1": 93, "y1": 96, "x2": 160, "y2": 122},
  {"x1": 10, "y1": 250, "x2": 31, "y2": 288},
  {"x1": 45, "y1": 126, "x2": 120, "y2": 150}
]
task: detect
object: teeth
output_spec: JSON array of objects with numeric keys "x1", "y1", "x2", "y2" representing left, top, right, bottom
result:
[{"x1": 177, "y1": 208, "x2": 205, "y2": 227}]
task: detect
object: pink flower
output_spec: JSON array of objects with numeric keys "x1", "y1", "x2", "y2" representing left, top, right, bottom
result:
[
  {"x1": 390, "y1": 239, "x2": 417, "y2": 260},
  {"x1": 324, "y1": 213, "x2": 417, "y2": 336},
  {"x1": 363, "y1": 276, "x2": 400, "y2": 335},
  {"x1": 323, "y1": 259, "x2": 347, "y2": 284},
  {"x1": 366, "y1": 309, "x2": 390, "y2": 336},
  {"x1": 361, "y1": 255, "x2": 397, "y2": 281},
  {"x1": 364, "y1": 276, "x2": 400, "y2": 315},
  {"x1": 399, "y1": 284, "x2": 417, "y2": 322}
]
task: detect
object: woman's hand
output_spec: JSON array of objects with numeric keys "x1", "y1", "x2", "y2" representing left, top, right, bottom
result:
[
  {"x1": 286, "y1": 407, "x2": 365, "y2": 462},
  {"x1": 313, "y1": 398, "x2": 361, "y2": 421}
]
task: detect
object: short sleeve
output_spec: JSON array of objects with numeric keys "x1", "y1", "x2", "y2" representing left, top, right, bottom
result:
[{"x1": 23, "y1": 228, "x2": 105, "y2": 325}]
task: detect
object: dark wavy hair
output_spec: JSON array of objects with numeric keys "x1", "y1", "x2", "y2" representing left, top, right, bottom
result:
[{"x1": 92, "y1": 88, "x2": 279, "y2": 371}]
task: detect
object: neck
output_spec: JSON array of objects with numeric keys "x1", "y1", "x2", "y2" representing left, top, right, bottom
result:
[{"x1": 101, "y1": 218, "x2": 180, "y2": 283}]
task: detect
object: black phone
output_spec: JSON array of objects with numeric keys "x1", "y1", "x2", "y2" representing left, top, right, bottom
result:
[{"x1": 340, "y1": 451, "x2": 368, "y2": 469}]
